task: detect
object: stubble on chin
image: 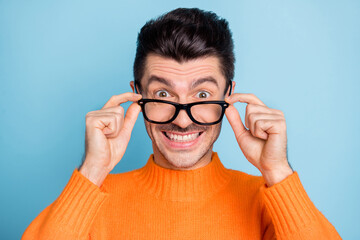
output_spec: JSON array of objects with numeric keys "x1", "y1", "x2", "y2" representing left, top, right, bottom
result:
[
  {"x1": 144, "y1": 121, "x2": 223, "y2": 169},
  {"x1": 161, "y1": 148, "x2": 211, "y2": 169}
]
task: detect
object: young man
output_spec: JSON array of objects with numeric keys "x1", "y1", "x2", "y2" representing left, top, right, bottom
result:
[{"x1": 22, "y1": 8, "x2": 341, "y2": 239}]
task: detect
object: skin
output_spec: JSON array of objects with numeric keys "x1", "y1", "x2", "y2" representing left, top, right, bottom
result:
[
  {"x1": 80, "y1": 53, "x2": 293, "y2": 187},
  {"x1": 132, "y1": 53, "x2": 293, "y2": 186},
  {"x1": 131, "y1": 54, "x2": 230, "y2": 170}
]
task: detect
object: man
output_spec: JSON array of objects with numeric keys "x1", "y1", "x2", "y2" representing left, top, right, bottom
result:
[{"x1": 22, "y1": 8, "x2": 341, "y2": 239}]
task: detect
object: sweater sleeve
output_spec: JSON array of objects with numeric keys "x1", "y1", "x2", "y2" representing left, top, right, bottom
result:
[
  {"x1": 260, "y1": 171, "x2": 341, "y2": 240},
  {"x1": 21, "y1": 169, "x2": 109, "y2": 240}
]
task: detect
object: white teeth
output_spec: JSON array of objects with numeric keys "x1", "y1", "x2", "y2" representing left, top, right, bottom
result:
[{"x1": 166, "y1": 132, "x2": 200, "y2": 142}]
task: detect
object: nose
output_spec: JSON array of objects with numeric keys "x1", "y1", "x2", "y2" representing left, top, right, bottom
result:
[{"x1": 171, "y1": 109, "x2": 193, "y2": 129}]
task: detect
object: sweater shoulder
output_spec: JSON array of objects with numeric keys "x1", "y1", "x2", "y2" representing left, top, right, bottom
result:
[
  {"x1": 100, "y1": 167, "x2": 142, "y2": 193},
  {"x1": 227, "y1": 168, "x2": 266, "y2": 190}
]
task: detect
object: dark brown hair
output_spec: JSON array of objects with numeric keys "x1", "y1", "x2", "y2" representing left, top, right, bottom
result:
[{"x1": 133, "y1": 8, "x2": 235, "y2": 95}]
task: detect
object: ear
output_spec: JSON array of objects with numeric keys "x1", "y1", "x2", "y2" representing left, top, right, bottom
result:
[
  {"x1": 226, "y1": 81, "x2": 236, "y2": 96},
  {"x1": 130, "y1": 81, "x2": 135, "y2": 93},
  {"x1": 130, "y1": 81, "x2": 142, "y2": 94}
]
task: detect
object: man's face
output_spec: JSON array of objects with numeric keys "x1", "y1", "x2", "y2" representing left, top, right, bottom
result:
[{"x1": 139, "y1": 54, "x2": 229, "y2": 169}]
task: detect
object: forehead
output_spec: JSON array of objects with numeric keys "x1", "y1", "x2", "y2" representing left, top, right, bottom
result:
[{"x1": 142, "y1": 54, "x2": 226, "y2": 89}]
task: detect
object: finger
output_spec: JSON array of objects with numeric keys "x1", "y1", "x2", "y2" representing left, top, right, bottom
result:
[
  {"x1": 110, "y1": 112, "x2": 123, "y2": 139},
  {"x1": 97, "y1": 105, "x2": 124, "y2": 115},
  {"x1": 254, "y1": 119, "x2": 287, "y2": 141},
  {"x1": 244, "y1": 104, "x2": 273, "y2": 129},
  {"x1": 95, "y1": 107, "x2": 125, "y2": 138},
  {"x1": 87, "y1": 107, "x2": 124, "y2": 136},
  {"x1": 245, "y1": 104, "x2": 284, "y2": 116},
  {"x1": 225, "y1": 93, "x2": 266, "y2": 106},
  {"x1": 102, "y1": 92, "x2": 142, "y2": 109},
  {"x1": 87, "y1": 114, "x2": 118, "y2": 136},
  {"x1": 119, "y1": 102, "x2": 142, "y2": 139},
  {"x1": 248, "y1": 113, "x2": 284, "y2": 139},
  {"x1": 245, "y1": 104, "x2": 284, "y2": 130},
  {"x1": 224, "y1": 105, "x2": 248, "y2": 140}
]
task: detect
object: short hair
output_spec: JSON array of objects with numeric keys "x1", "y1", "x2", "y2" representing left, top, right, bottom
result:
[{"x1": 133, "y1": 8, "x2": 235, "y2": 95}]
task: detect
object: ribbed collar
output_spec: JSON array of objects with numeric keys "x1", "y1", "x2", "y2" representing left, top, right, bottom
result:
[{"x1": 132, "y1": 152, "x2": 233, "y2": 202}]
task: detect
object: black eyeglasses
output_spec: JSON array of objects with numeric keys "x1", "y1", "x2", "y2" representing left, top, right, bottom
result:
[{"x1": 138, "y1": 99, "x2": 229, "y2": 125}]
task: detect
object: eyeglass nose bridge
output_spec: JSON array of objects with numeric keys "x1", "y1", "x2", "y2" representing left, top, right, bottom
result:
[
  {"x1": 171, "y1": 103, "x2": 194, "y2": 122},
  {"x1": 176, "y1": 103, "x2": 191, "y2": 110}
]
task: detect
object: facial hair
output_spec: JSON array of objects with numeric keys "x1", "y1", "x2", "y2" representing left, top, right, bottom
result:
[{"x1": 145, "y1": 121, "x2": 222, "y2": 169}]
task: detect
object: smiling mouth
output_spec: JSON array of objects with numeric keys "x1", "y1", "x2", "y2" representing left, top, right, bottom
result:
[{"x1": 162, "y1": 131, "x2": 203, "y2": 142}]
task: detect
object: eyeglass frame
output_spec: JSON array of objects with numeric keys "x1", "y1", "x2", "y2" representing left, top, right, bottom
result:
[
  {"x1": 134, "y1": 79, "x2": 233, "y2": 125},
  {"x1": 137, "y1": 99, "x2": 230, "y2": 125}
]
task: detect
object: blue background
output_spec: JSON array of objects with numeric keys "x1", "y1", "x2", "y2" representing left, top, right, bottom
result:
[{"x1": 1, "y1": 0, "x2": 359, "y2": 239}]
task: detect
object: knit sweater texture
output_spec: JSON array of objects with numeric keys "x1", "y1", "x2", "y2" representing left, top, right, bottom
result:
[{"x1": 22, "y1": 152, "x2": 341, "y2": 239}]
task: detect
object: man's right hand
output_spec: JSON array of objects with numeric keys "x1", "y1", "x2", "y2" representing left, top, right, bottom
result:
[{"x1": 79, "y1": 92, "x2": 143, "y2": 187}]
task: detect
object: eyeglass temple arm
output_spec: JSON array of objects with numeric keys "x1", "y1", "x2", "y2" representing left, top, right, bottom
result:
[
  {"x1": 228, "y1": 80, "x2": 233, "y2": 96},
  {"x1": 134, "y1": 81, "x2": 140, "y2": 94}
]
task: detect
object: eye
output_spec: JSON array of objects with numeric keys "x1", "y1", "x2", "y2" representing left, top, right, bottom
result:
[
  {"x1": 196, "y1": 91, "x2": 210, "y2": 99},
  {"x1": 155, "y1": 90, "x2": 170, "y2": 98}
]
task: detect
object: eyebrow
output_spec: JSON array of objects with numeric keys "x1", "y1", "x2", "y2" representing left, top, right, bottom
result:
[
  {"x1": 147, "y1": 75, "x2": 219, "y2": 90},
  {"x1": 147, "y1": 75, "x2": 174, "y2": 87},
  {"x1": 191, "y1": 77, "x2": 219, "y2": 89}
]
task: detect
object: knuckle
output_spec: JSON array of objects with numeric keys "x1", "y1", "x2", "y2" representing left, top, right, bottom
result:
[
  {"x1": 85, "y1": 117, "x2": 93, "y2": 127},
  {"x1": 254, "y1": 125, "x2": 261, "y2": 137},
  {"x1": 278, "y1": 119, "x2": 286, "y2": 128},
  {"x1": 85, "y1": 111, "x2": 94, "y2": 117},
  {"x1": 277, "y1": 110, "x2": 285, "y2": 116},
  {"x1": 85, "y1": 113, "x2": 93, "y2": 121},
  {"x1": 255, "y1": 119, "x2": 264, "y2": 128},
  {"x1": 246, "y1": 104, "x2": 252, "y2": 113},
  {"x1": 117, "y1": 106, "x2": 124, "y2": 114},
  {"x1": 248, "y1": 112, "x2": 255, "y2": 122},
  {"x1": 109, "y1": 95, "x2": 116, "y2": 101},
  {"x1": 106, "y1": 96, "x2": 116, "y2": 105},
  {"x1": 85, "y1": 112, "x2": 97, "y2": 121}
]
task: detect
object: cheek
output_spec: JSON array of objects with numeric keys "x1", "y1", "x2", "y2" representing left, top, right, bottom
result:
[
  {"x1": 144, "y1": 121, "x2": 155, "y2": 141},
  {"x1": 208, "y1": 124, "x2": 221, "y2": 139}
]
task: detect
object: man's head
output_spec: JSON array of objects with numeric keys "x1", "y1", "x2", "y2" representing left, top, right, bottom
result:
[
  {"x1": 132, "y1": 8, "x2": 235, "y2": 169},
  {"x1": 133, "y1": 8, "x2": 235, "y2": 95}
]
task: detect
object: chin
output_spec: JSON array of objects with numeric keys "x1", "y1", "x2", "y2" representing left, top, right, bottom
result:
[
  {"x1": 155, "y1": 136, "x2": 214, "y2": 170},
  {"x1": 162, "y1": 151, "x2": 205, "y2": 169}
]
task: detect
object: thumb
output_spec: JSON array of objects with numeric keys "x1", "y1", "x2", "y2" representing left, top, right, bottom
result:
[
  {"x1": 225, "y1": 105, "x2": 248, "y2": 140},
  {"x1": 120, "y1": 102, "x2": 141, "y2": 139}
]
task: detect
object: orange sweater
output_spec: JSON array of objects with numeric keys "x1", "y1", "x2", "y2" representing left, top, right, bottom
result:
[{"x1": 22, "y1": 152, "x2": 341, "y2": 239}]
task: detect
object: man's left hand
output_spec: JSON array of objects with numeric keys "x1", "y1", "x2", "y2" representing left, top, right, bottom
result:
[{"x1": 225, "y1": 93, "x2": 294, "y2": 187}]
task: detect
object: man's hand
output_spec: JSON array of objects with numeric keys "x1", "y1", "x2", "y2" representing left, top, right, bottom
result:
[
  {"x1": 225, "y1": 93, "x2": 293, "y2": 187},
  {"x1": 79, "y1": 92, "x2": 142, "y2": 187}
]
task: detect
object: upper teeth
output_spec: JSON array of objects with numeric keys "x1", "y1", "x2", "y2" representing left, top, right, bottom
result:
[{"x1": 166, "y1": 132, "x2": 200, "y2": 142}]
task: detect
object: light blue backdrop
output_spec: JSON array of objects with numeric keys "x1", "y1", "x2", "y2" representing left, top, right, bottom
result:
[{"x1": 0, "y1": 0, "x2": 359, "y2": 239}]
